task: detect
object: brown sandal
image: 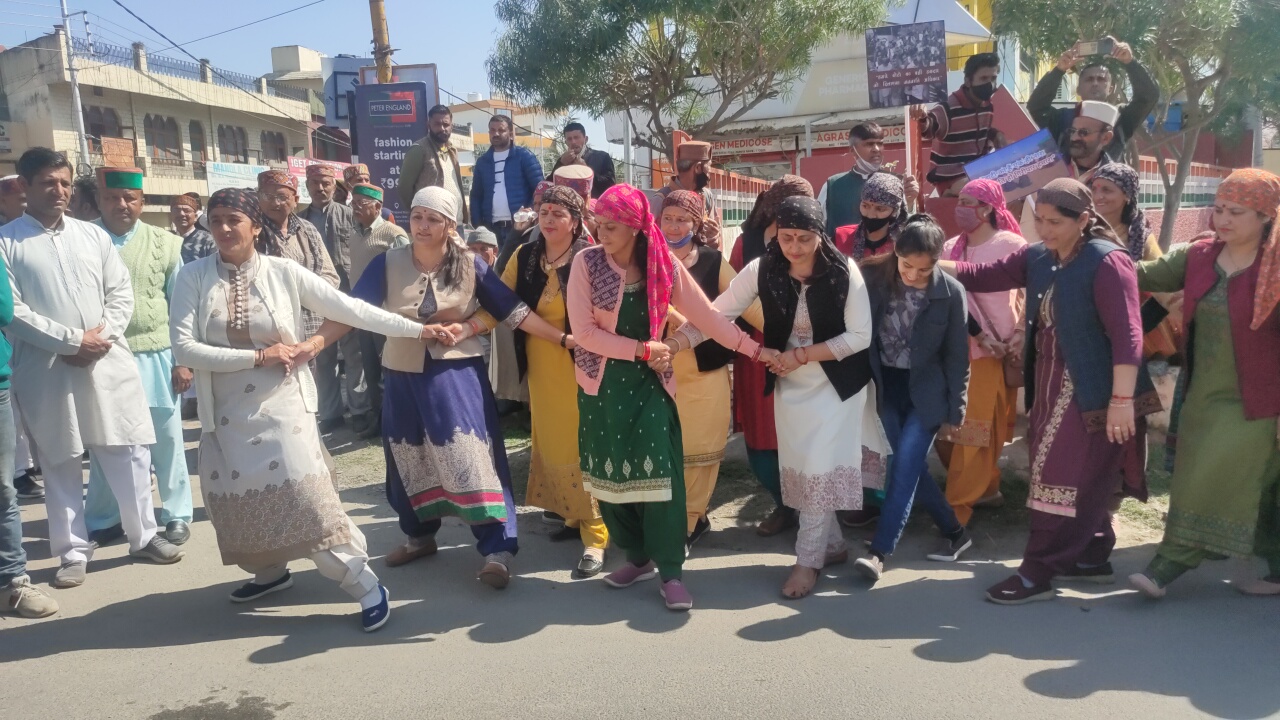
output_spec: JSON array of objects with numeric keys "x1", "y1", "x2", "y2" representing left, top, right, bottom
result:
[
  {"x1": 384, "y1": 537, "x2": 438, "y2": 568},
  {"x1": 478, "y1": 561, "x2": 511, "y2": 590}
]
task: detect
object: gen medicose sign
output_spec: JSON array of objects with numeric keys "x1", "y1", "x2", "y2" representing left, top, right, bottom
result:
[{"x1": 354, "y1": 81, "x2": 431, "y2": 225}]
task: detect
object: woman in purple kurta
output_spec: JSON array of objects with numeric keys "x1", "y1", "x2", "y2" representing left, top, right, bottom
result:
[{"x1": 944, "y1": 178, "x2": 1159, "y2": 605}]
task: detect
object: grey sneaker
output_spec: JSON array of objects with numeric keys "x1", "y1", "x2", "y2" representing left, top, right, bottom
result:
[
  {"x1": 53, "y1": 561, "x2": 87, "y2": 588},
  {"x1": 6, "y1": 576, "x2": 59, "y2": 618},
  {"x1": 853, "y1": 555, "x2": 884, "y2": 582},
  {"x1": 926, "y1": 529, "x2": 974, "y2": 562},
  {"x1": 129, "y1": 535, "x2": 185, "y2": 565}
]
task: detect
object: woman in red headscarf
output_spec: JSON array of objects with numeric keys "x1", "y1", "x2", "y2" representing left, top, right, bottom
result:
[
  {"x1": 1129, "y1": 168, "x2": 1280, "y2": 598},
  {"x1": 566, "y1": 184, "x2": 776, "y2": 611},
  {"x1": 936, "y1": 178, "x2": 1026, "y2": 527}
]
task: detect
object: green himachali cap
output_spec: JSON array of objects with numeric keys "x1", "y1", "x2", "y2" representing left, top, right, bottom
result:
[
  {"x1": 97, "y1": 167, "x2": 144, "y2": 190},
  {"x1": 353, "y1": 183, "x2": 384, "y2": 202}
]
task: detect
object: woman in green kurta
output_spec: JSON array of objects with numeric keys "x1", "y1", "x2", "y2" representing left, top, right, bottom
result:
[
  {"x1": 1129, "y1": 169, "x2": 1280, "y2": 598},
  {"x1": 566, "y1": 184, "x2": 768, "y2": 612}
]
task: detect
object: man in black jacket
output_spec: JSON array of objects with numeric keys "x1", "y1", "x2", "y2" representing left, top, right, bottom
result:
[
  {"x1": 562, "y1": 122, "x2": 615, "y2": 198},
  {"x1": 1026, "y1": 37, "x2": 1158, "y2": 163}
]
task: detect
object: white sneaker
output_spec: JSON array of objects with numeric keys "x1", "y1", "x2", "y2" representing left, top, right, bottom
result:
[{"x1": 6, "y1": 576, "x2": 59, "y2": 618}]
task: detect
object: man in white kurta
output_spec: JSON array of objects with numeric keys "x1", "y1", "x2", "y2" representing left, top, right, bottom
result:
[{"x1": 0, "y1": 150, "x2": 184, "y2": 587}]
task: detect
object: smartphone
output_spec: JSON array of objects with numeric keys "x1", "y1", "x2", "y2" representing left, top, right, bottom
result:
[{"x1": 1077, "y1": 38, "x2": 1116, "y2": 56}]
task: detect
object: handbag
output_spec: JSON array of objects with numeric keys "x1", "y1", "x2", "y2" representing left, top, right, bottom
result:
[{"x1": 969, "y1": 295, "x2": 1024, "y2": 389}]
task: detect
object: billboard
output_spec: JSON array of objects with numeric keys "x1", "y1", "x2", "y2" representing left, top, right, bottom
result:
[
  {"x1": 359, "y1": 64, "x2": 440, "y2": 107},
  {"x1": 865, "y1": 20, "x2": 948, "y2": 109},
  {"x1": 287, "y1": 157, "x2": 350, "y2": 205},
  {"x1": 207, "y1": 161, "x2": 270, "y2": 196},
  {"x1": 354, "y1": 81, "x2": 432, "y2": 225}
]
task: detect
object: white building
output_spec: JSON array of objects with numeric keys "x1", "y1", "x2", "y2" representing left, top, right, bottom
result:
[{"x1": 0, "y1": 28, "x2": 312, "y2": 218}]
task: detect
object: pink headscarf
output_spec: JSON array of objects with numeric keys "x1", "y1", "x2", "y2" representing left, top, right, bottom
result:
[
  {"x1": 593, "y1": 184, "x2": 674, "y2": 341},
  {"x1": 948, "y1": 178, "x2": 1023, "y2": 260}
]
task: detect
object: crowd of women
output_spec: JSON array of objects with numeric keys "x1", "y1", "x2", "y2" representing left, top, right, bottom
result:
[{"x1": 145, "y1": 153, "x2": 1280, "y2": 630}]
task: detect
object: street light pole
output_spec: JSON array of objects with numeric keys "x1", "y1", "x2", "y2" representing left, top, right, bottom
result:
[
  {"x1": 59, "y1": 0, "x2": 92, "y2": 175},
  {"x1": 369, "y1": 0, "x2": 393, "y2": 83}
]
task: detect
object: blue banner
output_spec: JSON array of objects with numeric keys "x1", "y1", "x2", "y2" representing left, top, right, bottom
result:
[
  {"x1": 962, "y1": 128, "x2": 1070, "y2": 202},
  {"x1": 354, "y1": 81, "x2": 431, "y2": 225}
]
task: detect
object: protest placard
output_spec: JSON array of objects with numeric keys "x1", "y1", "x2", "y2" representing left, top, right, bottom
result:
[
  {"x1": 963, "y1": 129, "x2": 1070, "y2": 201},
  {"x1": 865, "y1": 21, "x2": 948, "y2": 109}
]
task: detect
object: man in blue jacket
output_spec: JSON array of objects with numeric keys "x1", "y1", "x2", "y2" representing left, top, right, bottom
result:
[{"x1": 469, "y1": 115, "x2": 545, "y2": 247}]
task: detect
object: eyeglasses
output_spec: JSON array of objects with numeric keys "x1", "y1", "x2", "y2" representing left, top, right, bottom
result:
[
  {"x1": 352, "y1": 197, "x2": 378, "y2": 208},
  {"x1": 1067, "y1": 127, "x2": 1107, "y2": 138},
  {"x1": 261, "y1": 192, "x2": 295, "y2": 205}
]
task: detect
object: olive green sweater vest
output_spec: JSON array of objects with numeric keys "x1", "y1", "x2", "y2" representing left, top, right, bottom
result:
[{"x1": 119, "y1": 222, "x2": 183, "y2": 353}]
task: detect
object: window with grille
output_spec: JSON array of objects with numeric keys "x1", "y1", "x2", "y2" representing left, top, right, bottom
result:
[
  {"x1": 217, "y1": 125, "x2": 249, "y2": 164},
  {"x1": 83, "y1": 106, "x2": 123, "y2": 152},
  {"x1": 189, "y1": 121, "x2": 207, "y2": 164},
  {"x1": 260, "y1": 131, "x2": 287, "y2": 162},
  {"x1": 144, "y1": 114, "x2": 182, "y2": 163}
]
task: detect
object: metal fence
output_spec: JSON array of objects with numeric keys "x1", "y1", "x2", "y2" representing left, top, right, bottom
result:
[
  {"x1": 147, "y1": 53, "x2": 201, "y2": 82},
  {"x1": 266, "y1": 81, "x2": 308, "y2": 102},
  {"x1": 211, "y1": 68, "x2": 259, "y2": 94},
  {"x1": 71, "y1": 37, "x2": 131, "y2": 69}
]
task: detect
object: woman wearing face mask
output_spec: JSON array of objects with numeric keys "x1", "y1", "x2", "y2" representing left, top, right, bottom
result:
[
  {"x1": 567, "y1": 184, "x2": 772, "y2": 611},
  {"x1": 1128, "y1": 169, "x2": 1280, "y2": 598},
  {"x1": 707, "y1": 196, "x2": 886, "y2": 600},
  {"x1": 730, "y1": 177, "x2": 815, "y2": 537},
  {"x1": 936, "y1": 179, "x2": 1026, "y2": 527},
  {"x1": 855, "y1": 215, "x2": 973, "y2": 582},
  {"x1": 343, "y1": 187, "x2": 569, "y2": 589},
  {"x1": 941, "y1": 178, "x2": 1159, "y2": 605},
  {"x1": 833, "y1": 172, "x2": 908, "y2": 262},
  {"x1": 660, "y1": 190, "x2": 764, "y2": 555}
]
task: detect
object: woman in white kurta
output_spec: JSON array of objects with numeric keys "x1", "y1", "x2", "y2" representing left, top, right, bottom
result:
[
  {"x1": 708, "y1": 196, "x2": 885, "y2": 599},
  {"x1": 171, "y1": 188, "x2": 435, "y2": 633}
]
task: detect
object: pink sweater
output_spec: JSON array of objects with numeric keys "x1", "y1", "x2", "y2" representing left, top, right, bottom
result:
[{"x1": 567, "y1": 245, "x2": 760, "y2": 397}]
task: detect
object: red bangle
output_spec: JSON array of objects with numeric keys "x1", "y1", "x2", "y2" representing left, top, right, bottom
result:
[
  {"x1": 751, "y1": 344, "x2": 761, "y2": 362},
  {"x1": 1111, "y1": 394, "x2": 1133, "y2": 401},
  {"x1": 641, "y1": 343, "x2": 652, "y2": 362}
]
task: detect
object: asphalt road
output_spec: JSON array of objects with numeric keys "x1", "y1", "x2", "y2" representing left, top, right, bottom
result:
[{"x1": 2, "y1": 434, "x2": 1278, "y2": 720}]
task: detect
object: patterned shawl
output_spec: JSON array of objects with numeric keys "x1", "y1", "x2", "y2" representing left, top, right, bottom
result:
[
  {"x1": 1216, "y1": 168, "x2": 1280, "y2": 329},
  {"x1": 593, "y1": 184, "x2": 674, "y2": 341}
]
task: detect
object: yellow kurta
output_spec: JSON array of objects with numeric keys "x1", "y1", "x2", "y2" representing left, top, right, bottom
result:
[
  {"x1": 499, "y1": 257, "x2": 602, "y2": 527},
  {"x1": 671, "y1": 256, "x2": 764, "y2": 533}
]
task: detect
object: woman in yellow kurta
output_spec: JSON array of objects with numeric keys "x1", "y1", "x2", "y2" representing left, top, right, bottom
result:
[
  {"x1": 659, "y1": 190, "x2": 763, "y2": 554},
  {"x1": 490, "y1": 185, "x2": 609, "y2": 577}
]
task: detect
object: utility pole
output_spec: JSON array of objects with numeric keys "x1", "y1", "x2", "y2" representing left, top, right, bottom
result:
[
  {"x1": 369, "y1": 0, "x2": 393, "y2": 83},
  {"x1": 60, "y1": 0, "x2": 92, "y2": 175}
]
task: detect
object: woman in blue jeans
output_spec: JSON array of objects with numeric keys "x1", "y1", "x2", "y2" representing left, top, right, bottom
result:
[{"x1": 856, "y1": 214, "x2": 973, "y2": 582}]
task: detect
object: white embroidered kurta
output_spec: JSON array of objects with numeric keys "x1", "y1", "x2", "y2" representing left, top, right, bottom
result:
[
  {"x1": 712, "y1": 256, "x2": 887, "y2": 512},
  {"x1": 0, "y1": 214, "x2": 154, "y2": 464}
]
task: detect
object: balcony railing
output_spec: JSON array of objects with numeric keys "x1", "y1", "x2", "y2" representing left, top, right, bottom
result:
[
  {"x1": 72, "y1": 37, "x2": 131, "y2": 69},
  {"x1": 266, "y1": 81, "x2": 308, "y2": 102},
  {"x1": 147, "y1": 53, "x2": 201, "y2": 82}
]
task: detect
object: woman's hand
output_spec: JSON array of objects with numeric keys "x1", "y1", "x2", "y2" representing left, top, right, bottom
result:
[
  {"x1": 563, "y1": 334, "x2": 577, "y2": 350},
  {"x1": 977, "y1": 333, "x2": 1007, "y2": 358},
  {"x1": 262, "y1": 343, "x2": 298, "y2": 374},
  {"x1": 440, "y1": 322, "x2": 474, "y2": 344},
  {"x1": 757, "y1": 348, "x2": 783, "y2": 374},
  {"x1": 773, "y1": 349, "x2": 803, "y2": 377},
  {"x1": 645, "y1": 341, "x2": 673, "y2": 374},
  {"x1": 1008, "y1": 330, "x2": 1026, "y2": 360},
  {"x1": 1106, "y1": 402, "x2": 1136, "y2": 444},
  {"x1": 420, "y1": 324, "x2": 458, "y2": 346},
  {"x1": 938, "y1": 423, "x2": 956, "y2": 443},
  {"x1": 290, "y1": 338, "x2": 323, "y2": 366}
]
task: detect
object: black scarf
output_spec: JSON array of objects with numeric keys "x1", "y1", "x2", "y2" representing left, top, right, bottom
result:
[{"x1": 513, "y1": 231, "x2": 590, "y2": 380}]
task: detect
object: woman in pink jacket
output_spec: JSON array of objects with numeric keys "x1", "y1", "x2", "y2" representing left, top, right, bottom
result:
[{"x1": 566, "y1": 184, "x2": 776, "y2": 612}]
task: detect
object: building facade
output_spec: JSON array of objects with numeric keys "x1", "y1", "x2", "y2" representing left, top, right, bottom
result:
[{"x1": 0, "y1": 28, "x2": 312, "y2": 220}]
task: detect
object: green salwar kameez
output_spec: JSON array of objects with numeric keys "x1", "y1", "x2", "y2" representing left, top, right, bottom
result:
[
  {"x1": 578, "y1": 283, "x2": 688, "y2": 581},
  {"x1": 1148, "y1": 265, "x2": 1280, "y2": 584}
]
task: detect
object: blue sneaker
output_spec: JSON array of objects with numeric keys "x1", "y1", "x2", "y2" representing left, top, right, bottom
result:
[{"x1": 362, "y1": 584, "x2": 390, "y2": 632}]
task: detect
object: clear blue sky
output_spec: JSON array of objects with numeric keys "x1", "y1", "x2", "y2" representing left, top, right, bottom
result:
[{"x1": 0, "y1": 0, "x2": 616, "y2": 152}]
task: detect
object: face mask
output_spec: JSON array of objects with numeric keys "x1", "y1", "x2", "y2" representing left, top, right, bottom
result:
[
  {"x1": 970, "y1": 82, "x2": 996, "y2": 101},
  {"x1": 861, "y1": 214, "x2": 893, "y2": 233},
  {"x1": 667, "y1": 232, "x2": 694, "y2": 250},
  {"x1": 694, "y1": 173, "x2": 711, "y2": 192},
  {"x1": 954, "y1": 205, "x2": 986, "y2": 233},
  {"x1": 852, "y1": 148, "x2": 882, "y2": 177}
]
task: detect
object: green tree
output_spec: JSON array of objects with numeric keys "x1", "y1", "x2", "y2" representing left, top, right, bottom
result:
[
  {"x1": 993, "y1": 0, "x2": 1280, "y2": 247},
  {"x1": 487, "y1": 0, "x2": 886, "y2": 164}
]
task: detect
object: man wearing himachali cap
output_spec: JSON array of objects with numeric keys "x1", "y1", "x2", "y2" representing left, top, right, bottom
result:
[
  {"x1": 1066, "y1": 100, "x2": 1122, "y2": 184},
  {"x1": 0, "y1": 149, "x2": 185, "y2": 589},
  {"x1": 81, "y1": 166, "x2": 196, "y2": 548},
  {"x1": 300, "y1": 163, "x2": 374, "y2": 436},
  {"x1": 347, "y1": 182, "x2": 409, "y2": 436},
  {"x1": 658, "y1": 141, "x2": 723, "y2": 248}
]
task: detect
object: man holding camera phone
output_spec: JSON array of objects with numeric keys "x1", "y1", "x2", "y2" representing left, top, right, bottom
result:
[{"x1": 1027, "y1": 36, "x2": 1159, "y2": 163}]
